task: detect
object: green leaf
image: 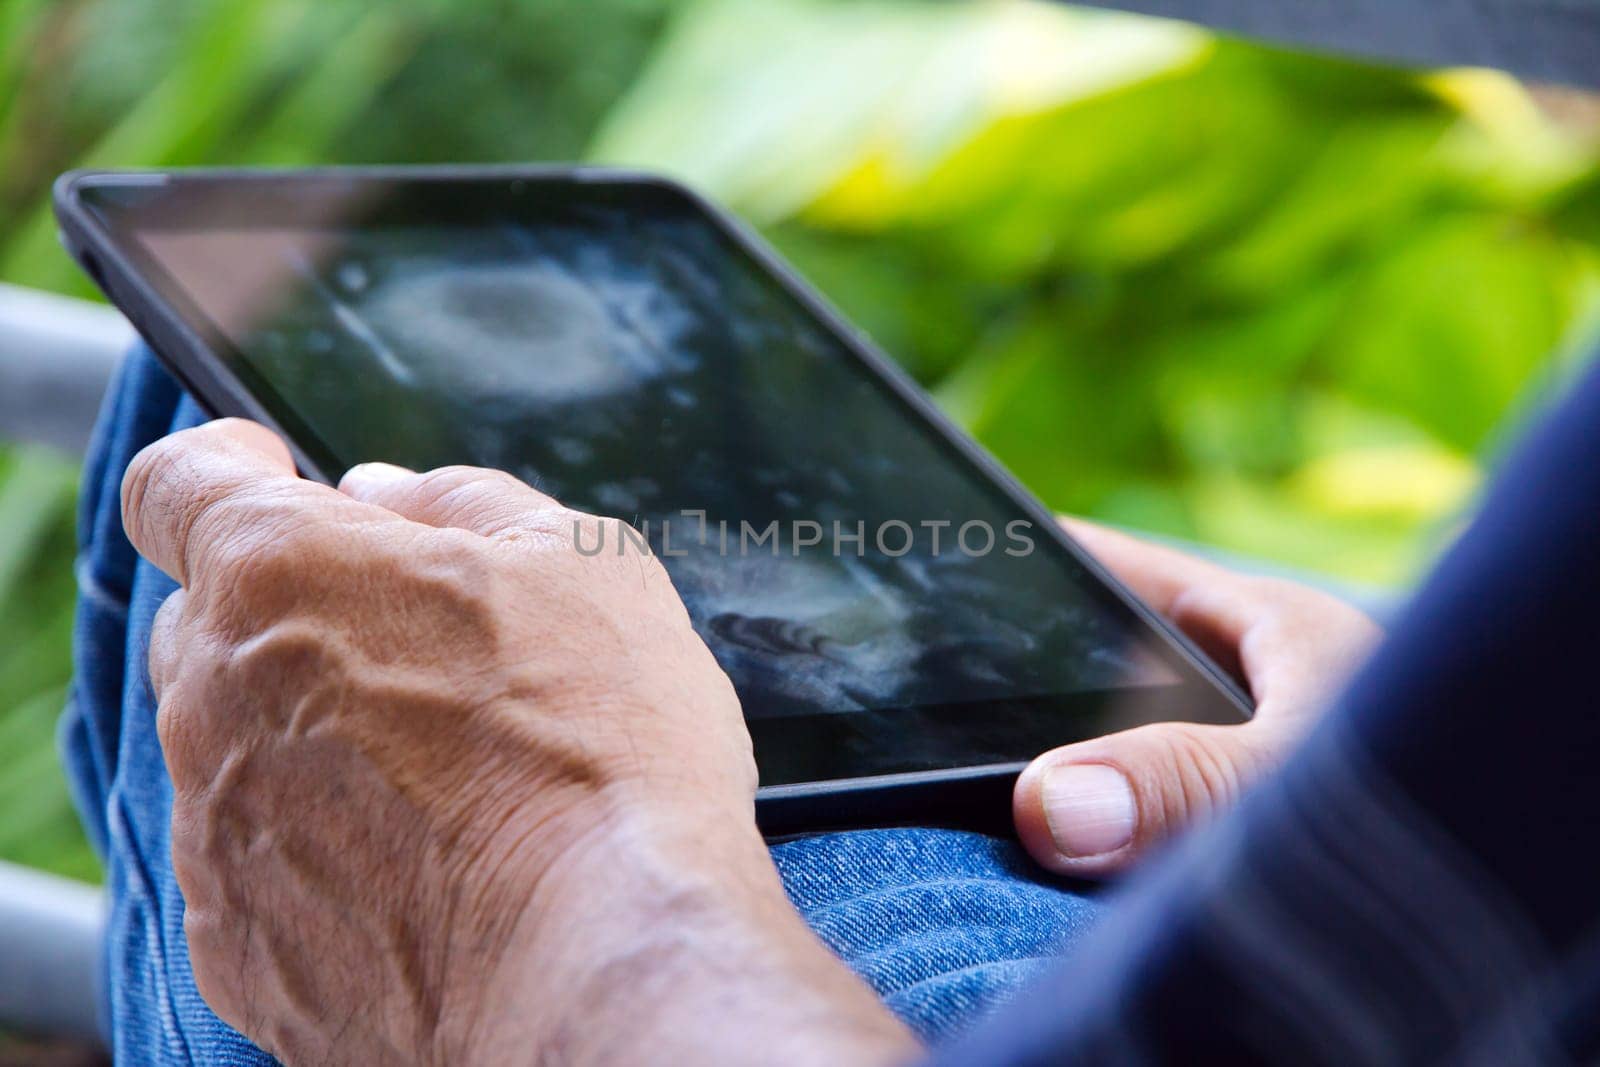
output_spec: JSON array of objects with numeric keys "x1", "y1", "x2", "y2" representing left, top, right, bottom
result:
[{"x1": 1325, "y1": 215, "x2": 1579, "y2": 452}]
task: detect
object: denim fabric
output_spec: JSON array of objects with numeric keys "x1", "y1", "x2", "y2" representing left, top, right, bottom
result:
[
  {"x1": 773, "y1": 829, "x2": 1102, "y2": 1041},
  {"x1": 59, "y1": 345, "x2": 1102, "y2": 1063}
]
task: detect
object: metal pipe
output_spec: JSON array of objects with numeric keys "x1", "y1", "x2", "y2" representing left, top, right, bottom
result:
[
  {"x1": 0, "y1": 284, "x2": 131, "y2": 457},
  {"x1": 0, "y1": 859, "x2": 105, "y2": 1043}
]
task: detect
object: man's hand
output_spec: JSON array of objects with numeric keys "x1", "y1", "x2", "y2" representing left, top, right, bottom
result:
[
  {"x1": 1012, "y1": 520, "x2": 1381, "y2": 878},
  {"x1": 127, "y1": 420, "x2": 913, "y2": 1066}
]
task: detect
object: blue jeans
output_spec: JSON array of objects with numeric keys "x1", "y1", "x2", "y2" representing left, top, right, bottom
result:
[{"x1": 60, "y1": 346, "x2": 1102, "y2": 1062}]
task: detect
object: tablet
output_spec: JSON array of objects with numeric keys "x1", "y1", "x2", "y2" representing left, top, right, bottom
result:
[{"x1": 56, "y1": 167, "x2": 1252, "y2": 833}]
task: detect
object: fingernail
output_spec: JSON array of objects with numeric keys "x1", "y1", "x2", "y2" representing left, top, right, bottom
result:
[
  {"x1": 1042, "y1": 763, "x2": 1136, "y2": 858},
  {"x1": 341, "y1": 462, "x2": 413, "y2": 494}
]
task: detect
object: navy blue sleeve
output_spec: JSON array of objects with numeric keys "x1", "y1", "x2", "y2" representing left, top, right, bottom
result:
[
  {"x1": 1072, "y1": 0, "x2": 1600, "y2": 87},
  {"x1": 928, "y1": 349, "x2": 1600, "y2": 1065}
]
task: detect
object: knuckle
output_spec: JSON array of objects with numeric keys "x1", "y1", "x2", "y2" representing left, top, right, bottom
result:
[
  {"x1": 206, "y1": 506, "x2": 337, "y2": 606},
  {"x1": 1296, "y1": 589, "x2": 1380, "y2": 639},
  {"x1": 560, "y1": 510, "x2": 605, "y2": 544},
  {"x1": 1244, "y1": 574, "x2": 1356, "y2": 622},
  {"x1": 1131, "y1": 723, "x2": 1253, "y2": 830},
  {"x1": 184, "y1": 489, "x2": 278, "y2": 578},
  {"x1": 184, "y1": 908, "x2": 244, "y2": 1026},
  {"x1": 169, "y1": 812, "x2": 215, "y2": 909},
  {"x1": 151, "y1": 586, "x2": 185, "y2": 629},
  {"x1": 1241, "y1": 574, "x2": 1293, "y2": 599},
  {"x1": 1245, "y1": 575, "x2": 1334, "y2": 621},
  {"x1": 579, "y1": 513, "x2": 653, "y2": 559},
  {"x1": 252, "y1": 508, "x2": 335, "y2": 566},
  {"x1": 414, "y1": 525, "x2": 500, "y2": 585},
  {"x1": 415, "y1": 465, "x2": 521, "y2": 511},
  {"x1": 155, "y1": 687, "x2": 208, "y2": 786},
  {"x1": 1243, "y1": 576, "x2": 1382, "y2": 654},
  {"x1": 1166, "y1": 583, "x2": 1222, "y2": 629},
  {"x1": 573, "y1": 512, "x2": 626, "y2": 549},
  {"x1": 197, "y1": 487, "x2": 292, "y2": 563},
  {"x1": 519, "y1": 507, "x2": 616, "y2": 565},
  {"x1": 1107, "y1": 723, "x2": 1254, "y2": 838},
  {"x1": 152, "y1": 634, "x2": 228, "y2": 788},
  {"x1": 148, "y1": 592, "x2": 187, "y2": 689}
]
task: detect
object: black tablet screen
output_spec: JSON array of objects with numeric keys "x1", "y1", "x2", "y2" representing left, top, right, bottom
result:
[{"x1": 81, "y1": 174, "x2": 1248, "y2": 786}]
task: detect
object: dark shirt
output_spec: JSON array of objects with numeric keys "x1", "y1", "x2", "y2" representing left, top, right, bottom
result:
[
  {"x1": 935, "y1": 261, "x2": 1600, "y2": 1067},
  {"x1": 1093, "y1": 0, "x2": 1600, "y2": 88},
  {"x1": 934, "y1": 4, "x2": 1600, "y2": 1063}
]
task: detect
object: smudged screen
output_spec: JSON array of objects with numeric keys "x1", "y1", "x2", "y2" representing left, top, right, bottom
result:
[{"x1": 119, "y1": 188, "x2": 1244, "y2": 784}]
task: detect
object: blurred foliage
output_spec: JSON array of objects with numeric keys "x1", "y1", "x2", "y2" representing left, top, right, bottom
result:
[
  {"x1": 594, "y1": 0, "x2": 1600, "y2": 581},
  {"x1": 0, "y1": 0, "x2": 679, "y2": 293},
  {"x1": 0, "y1": 447, "x2": 87, "y2": 879},
  {"x1": 2, "y1": 0, "x2": 1599, "y2": 881},
  {"x1": 0, "y1": 0, "x2": 681, "y2": 881}
]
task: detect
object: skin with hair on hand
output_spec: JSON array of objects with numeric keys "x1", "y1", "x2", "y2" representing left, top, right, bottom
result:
[
  {"x1": 128, "y1": 418, "x2": 915, "y2": 1066},
  {"x1": 125, "y1": 418, "x2": 1376, "y2": 1065}
]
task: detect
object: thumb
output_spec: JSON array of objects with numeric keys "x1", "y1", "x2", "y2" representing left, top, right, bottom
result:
[{"x1": 1012, "y1": 719, "x2": 1288, "y2": 878}]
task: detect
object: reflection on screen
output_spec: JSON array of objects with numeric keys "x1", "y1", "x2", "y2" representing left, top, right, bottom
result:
[{"x1": 136, "y1": 206, "x2": 1178, "y2": 734}]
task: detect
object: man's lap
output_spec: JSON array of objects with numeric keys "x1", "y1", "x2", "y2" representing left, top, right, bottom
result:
[{"x1": 60, "y1": 346, "x2": 1101, "y2": 1061}]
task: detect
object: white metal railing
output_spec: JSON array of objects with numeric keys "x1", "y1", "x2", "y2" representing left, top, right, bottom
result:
[
  {"x1": 0, "y1": 283, "x2": 132, "y2": 455},
  {"x1": 0, "y1": 859, "x2": 104, "y2": 1042},
  {"x1": 0, "y1": 282, "x2": 120, "y2": 1043}
]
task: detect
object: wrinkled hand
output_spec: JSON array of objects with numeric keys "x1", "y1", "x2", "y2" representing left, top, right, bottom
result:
[
  {"x1": 128, "y1": 420, "x2": 911, "y2": 1066},
  {"x1": 1013, "y1": 520, "x2": 1381, "y2": 878}
]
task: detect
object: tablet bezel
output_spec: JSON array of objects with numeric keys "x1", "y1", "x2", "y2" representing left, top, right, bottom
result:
[{"x1": 54, "y1": 165, "x2": 1254, "y2": 835}]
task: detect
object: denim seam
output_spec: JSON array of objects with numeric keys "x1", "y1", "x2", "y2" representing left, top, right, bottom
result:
[
  {"x1": 884, "y1": 955, "x2": 1063, "y2": 1000},
  {"x1": 798, "y1": 874, "x2": 1075, "y2": 922},
  {"x1": 77, "y1": 555, "x2": 134, "y2": 613},
  {"x1": 109, "y1": 792, "x2": 198, "y2": 1067}
]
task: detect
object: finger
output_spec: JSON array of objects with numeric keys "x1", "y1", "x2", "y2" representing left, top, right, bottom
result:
[
  {"x1": 339, "y1": 463, "x2": 564, "y2": 538},
  {"x1": 148, "y1": 588, "x2": 187, "y2": 699},
  {"x1": 1131, "y1": 568, "x2": 1379, "y2": 715},
  {"x1": 122, "y1": 419, "x2": 320, "y2": 587},
  {"x1": 1060, "y1": 518, "x2": 1377, "y2": 699},
  {"x1": 1013, "y1": 717, "x2": 1292, "y2": 878},
  {"x1": 1062, "y1": 518, "x2": 1272, "y2": 681},
  {"x1": 1229, "y1": 580, "x2": 1381, "y2": 716},
  {"x1": 1059, "y1": 518, "x2": 1240, "y2": 615}
]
